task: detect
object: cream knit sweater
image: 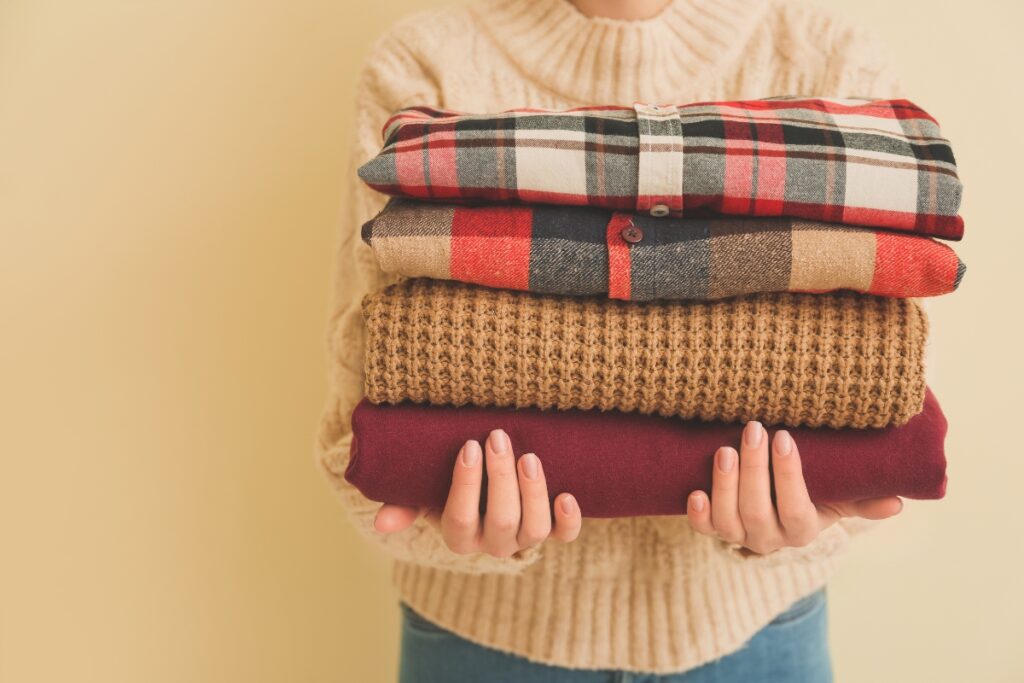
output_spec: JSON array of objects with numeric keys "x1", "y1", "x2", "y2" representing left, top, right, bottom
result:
[{"x1": 317, "y1": 0, "x2": 902, "y2": 673}]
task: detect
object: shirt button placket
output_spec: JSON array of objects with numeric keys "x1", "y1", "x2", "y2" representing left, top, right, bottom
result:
[{"x1": 633, "y1": 102, "x2": 684, "y2": 218}]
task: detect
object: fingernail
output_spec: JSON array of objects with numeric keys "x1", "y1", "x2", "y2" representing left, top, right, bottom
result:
[
  {"x1": 521, "y1": 453, "x2": 540, "y2": 480},
  {"x1": 462, "y1": 440, "x2": 481, "y2": 467},
  {"x1": 560, "y1": 495, "x2": 575, "y2": 515},
  {"x1": 717, "y1": 447, "x2": 736, "y2": 473},
  {"x1": 744, "y1": 421, "x2": 763, "y2": 447},
  {"x1": 690, "y1": 493, "x2": 706, "y2": 512},
  {"x1": 489, "y1": 429, "x2": 509, "y2": 454},
  {"x1": 775, "y1": 430, "x2": 793, "y2": 457}
]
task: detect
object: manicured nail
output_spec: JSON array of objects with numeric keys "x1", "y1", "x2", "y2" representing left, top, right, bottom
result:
[
  {"x1": 717, "y1": 447, "x2": 736, "y2": 473},
  {"x1": 744, "y1": 421, "x2": 763, "y2": 448},
  {"x1": 489, "y1": 429, "x2": 509, "y2": 454},
  {"x1": 462, "y1": 440, "x2": 481, "y2": 467},
  {"x1": 560, "y1": 495, "x2": 576, "y2": 515},
  {"x1": 521, "y1": 453, "x2": 540, "y2": 480},
  {"x1": 775, "y1": 430, "x2": 793, "y2": 457},
  {"x1": 690, "y1": 493, "x2": 706, "y2": 512}
]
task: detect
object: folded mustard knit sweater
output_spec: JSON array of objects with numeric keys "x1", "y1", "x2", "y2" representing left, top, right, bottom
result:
[
  {"x1": 319, "y1": 0, "x2": 910, "y2": 673},
  {"x1": 364, "y1": 279, "x2": 928, "y2": 429}
]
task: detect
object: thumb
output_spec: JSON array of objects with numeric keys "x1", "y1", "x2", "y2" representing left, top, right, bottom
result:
[
  {"x1": 850, "y1": 496, "x2": 904, "y2": 520},
  {"x1": 825, "y1": 496, "x2": 904, "y2": 522},
  {"x1": 374, "y1": 504, "x2": 423, "y2": 534}
]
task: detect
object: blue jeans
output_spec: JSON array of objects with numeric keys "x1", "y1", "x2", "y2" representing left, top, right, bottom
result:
[{"x1": 398, "y1": 590, "x2": 832, "y2": 683}]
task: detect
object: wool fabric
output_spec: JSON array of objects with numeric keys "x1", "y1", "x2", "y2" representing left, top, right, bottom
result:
[
  {"x1": 359, "y1": 98, "x2": 963, "y2": 238},
  {"x1": 347, "y1": 389, "x2": 948, "y2": 517},
  {"x1": 318, "y1": 0, "x2": 914, "y2": 673},
  {"x1": 362, "y1": 279, "x2": 928, "y2": 429},
  {"x1": 364, "y1": 199, "x2": 966, "y2": 300}
]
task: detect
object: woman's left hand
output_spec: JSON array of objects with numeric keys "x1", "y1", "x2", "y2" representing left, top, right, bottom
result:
[{"x1": 687, "y1": 421, "x2": 904, "y2": 556}]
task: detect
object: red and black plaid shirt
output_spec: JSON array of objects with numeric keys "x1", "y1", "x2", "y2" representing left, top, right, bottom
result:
[
  {"x1": 363, "y1": 200, "x2": 965, "y2": 300},
  {"x1": 359, "y1": 98, "x2": 964, "y2": 239}
]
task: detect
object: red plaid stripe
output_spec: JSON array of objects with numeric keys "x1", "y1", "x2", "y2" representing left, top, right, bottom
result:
[{"x1": 450, "y1": 206, "x2": 532, "y2": 290}]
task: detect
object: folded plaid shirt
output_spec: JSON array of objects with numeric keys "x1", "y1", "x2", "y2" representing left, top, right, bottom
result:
[
  {"x1": 359, "y1": 98, "x2": 964, "y2": 240},
  {"x1": 362, "y1": 200, "x2": 965, "y2": 300}
]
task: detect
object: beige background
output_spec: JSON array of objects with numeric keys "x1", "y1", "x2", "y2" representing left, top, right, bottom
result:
[{"x1": 1, "y1": 1, "x2": 1021, "y2": 681}]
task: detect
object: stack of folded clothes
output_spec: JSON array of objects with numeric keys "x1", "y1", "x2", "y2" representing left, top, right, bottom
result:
[{"x1": 346, "y1": 97, "x2": 964, "y2": 518}]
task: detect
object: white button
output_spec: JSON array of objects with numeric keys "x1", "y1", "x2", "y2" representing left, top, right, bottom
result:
[{"x1": 650, "y1": 204, "x2": 670, "y2": 217}]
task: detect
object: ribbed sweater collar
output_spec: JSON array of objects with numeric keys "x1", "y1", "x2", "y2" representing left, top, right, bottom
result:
[{"x1": 469, "y1": 0, "x2": 769, "y2": 103}]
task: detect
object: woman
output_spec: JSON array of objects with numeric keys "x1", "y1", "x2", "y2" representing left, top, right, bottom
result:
[{"x1": 318, "y1": 0, "x2": 904, "y2": 680}]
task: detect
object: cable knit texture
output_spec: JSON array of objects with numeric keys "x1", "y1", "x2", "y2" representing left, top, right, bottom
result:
[
  {"x1": 317, "y1": 0, "x2": 904, "y2": 673},
  {"x1": 363, "y1": 279, "x2": 927, "y2": 429}
]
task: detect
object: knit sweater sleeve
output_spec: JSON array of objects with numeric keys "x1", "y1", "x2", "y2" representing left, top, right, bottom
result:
[
  {"x1": 768, "y1": 0, "x2": 905, "y2": 99},
  {"x1": 821, "y1": 21, "x2": 904, "y2": 98},
  {"x1": 316, "y1": 33, "x2": 540, "y2": 575}
]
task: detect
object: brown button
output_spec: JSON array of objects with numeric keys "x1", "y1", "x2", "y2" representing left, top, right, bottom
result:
[{"x1": 620, "y1": 224, "x2": 644, "y2": 244}]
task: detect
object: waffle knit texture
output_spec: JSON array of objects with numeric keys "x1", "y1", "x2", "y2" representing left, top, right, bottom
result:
[
  {"x1": 363, "y1": 279, "x2": 928, "y2": 429},
  {"x1": 317, "y1": 0, "x2": 907, "y2": 673},
  {"x1": 363, "y1": 199, "x2": 967, "y2": 300},
  {"x1": 359, "y1": 97, "x2": 963, "y2": 238},
  {"x1": 347, "y1": 389, "x2": 948, "y2": 516}
]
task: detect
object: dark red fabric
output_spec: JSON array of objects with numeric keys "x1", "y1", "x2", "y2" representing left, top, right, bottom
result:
[{"x1": 346, "y1": 391, "x2": 948, "y2": 518}]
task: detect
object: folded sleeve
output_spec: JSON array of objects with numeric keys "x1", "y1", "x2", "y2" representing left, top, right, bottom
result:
[{"x1": 316, "y1": 38, "x2": 542, "y2": 575}]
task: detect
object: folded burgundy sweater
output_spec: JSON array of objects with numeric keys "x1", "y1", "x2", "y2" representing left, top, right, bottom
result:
[{"x1": 346, "y1": 390, "x2": 948, "y2": 518}]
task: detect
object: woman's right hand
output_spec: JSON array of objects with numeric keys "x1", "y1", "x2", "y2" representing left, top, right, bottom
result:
[{"x1": 373, "y1": 429, "x2": 582, "y2": 558}]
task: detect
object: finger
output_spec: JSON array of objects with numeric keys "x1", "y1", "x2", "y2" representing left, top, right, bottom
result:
[
  {"x1": 374, "y1": 504, "x2": 421, "y2": 534},
  {"x1": 551, "y1": 493, "x2": 582, "y2": 543},
  {"x1": 771, "y1": 430, "x2": 818, "y2": 547},
  {"x1": 687, "y1": 491, "x2": 717, "y2": 536},
  {"x1": 710, "y1": 446, "x2": 744, "y2": 544},
  {"x1": 737, "y1": 421, "x2": 784, "y2": 552},
  {"x1": 482, "y1": 429, "x2": 522, "y2": 557},
  {"x1": 440, "y1": 440, "x2": 483, "y2": 554},
  {"x1": 516, "y1": 453, "x2": 552, "y2": 548}
]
